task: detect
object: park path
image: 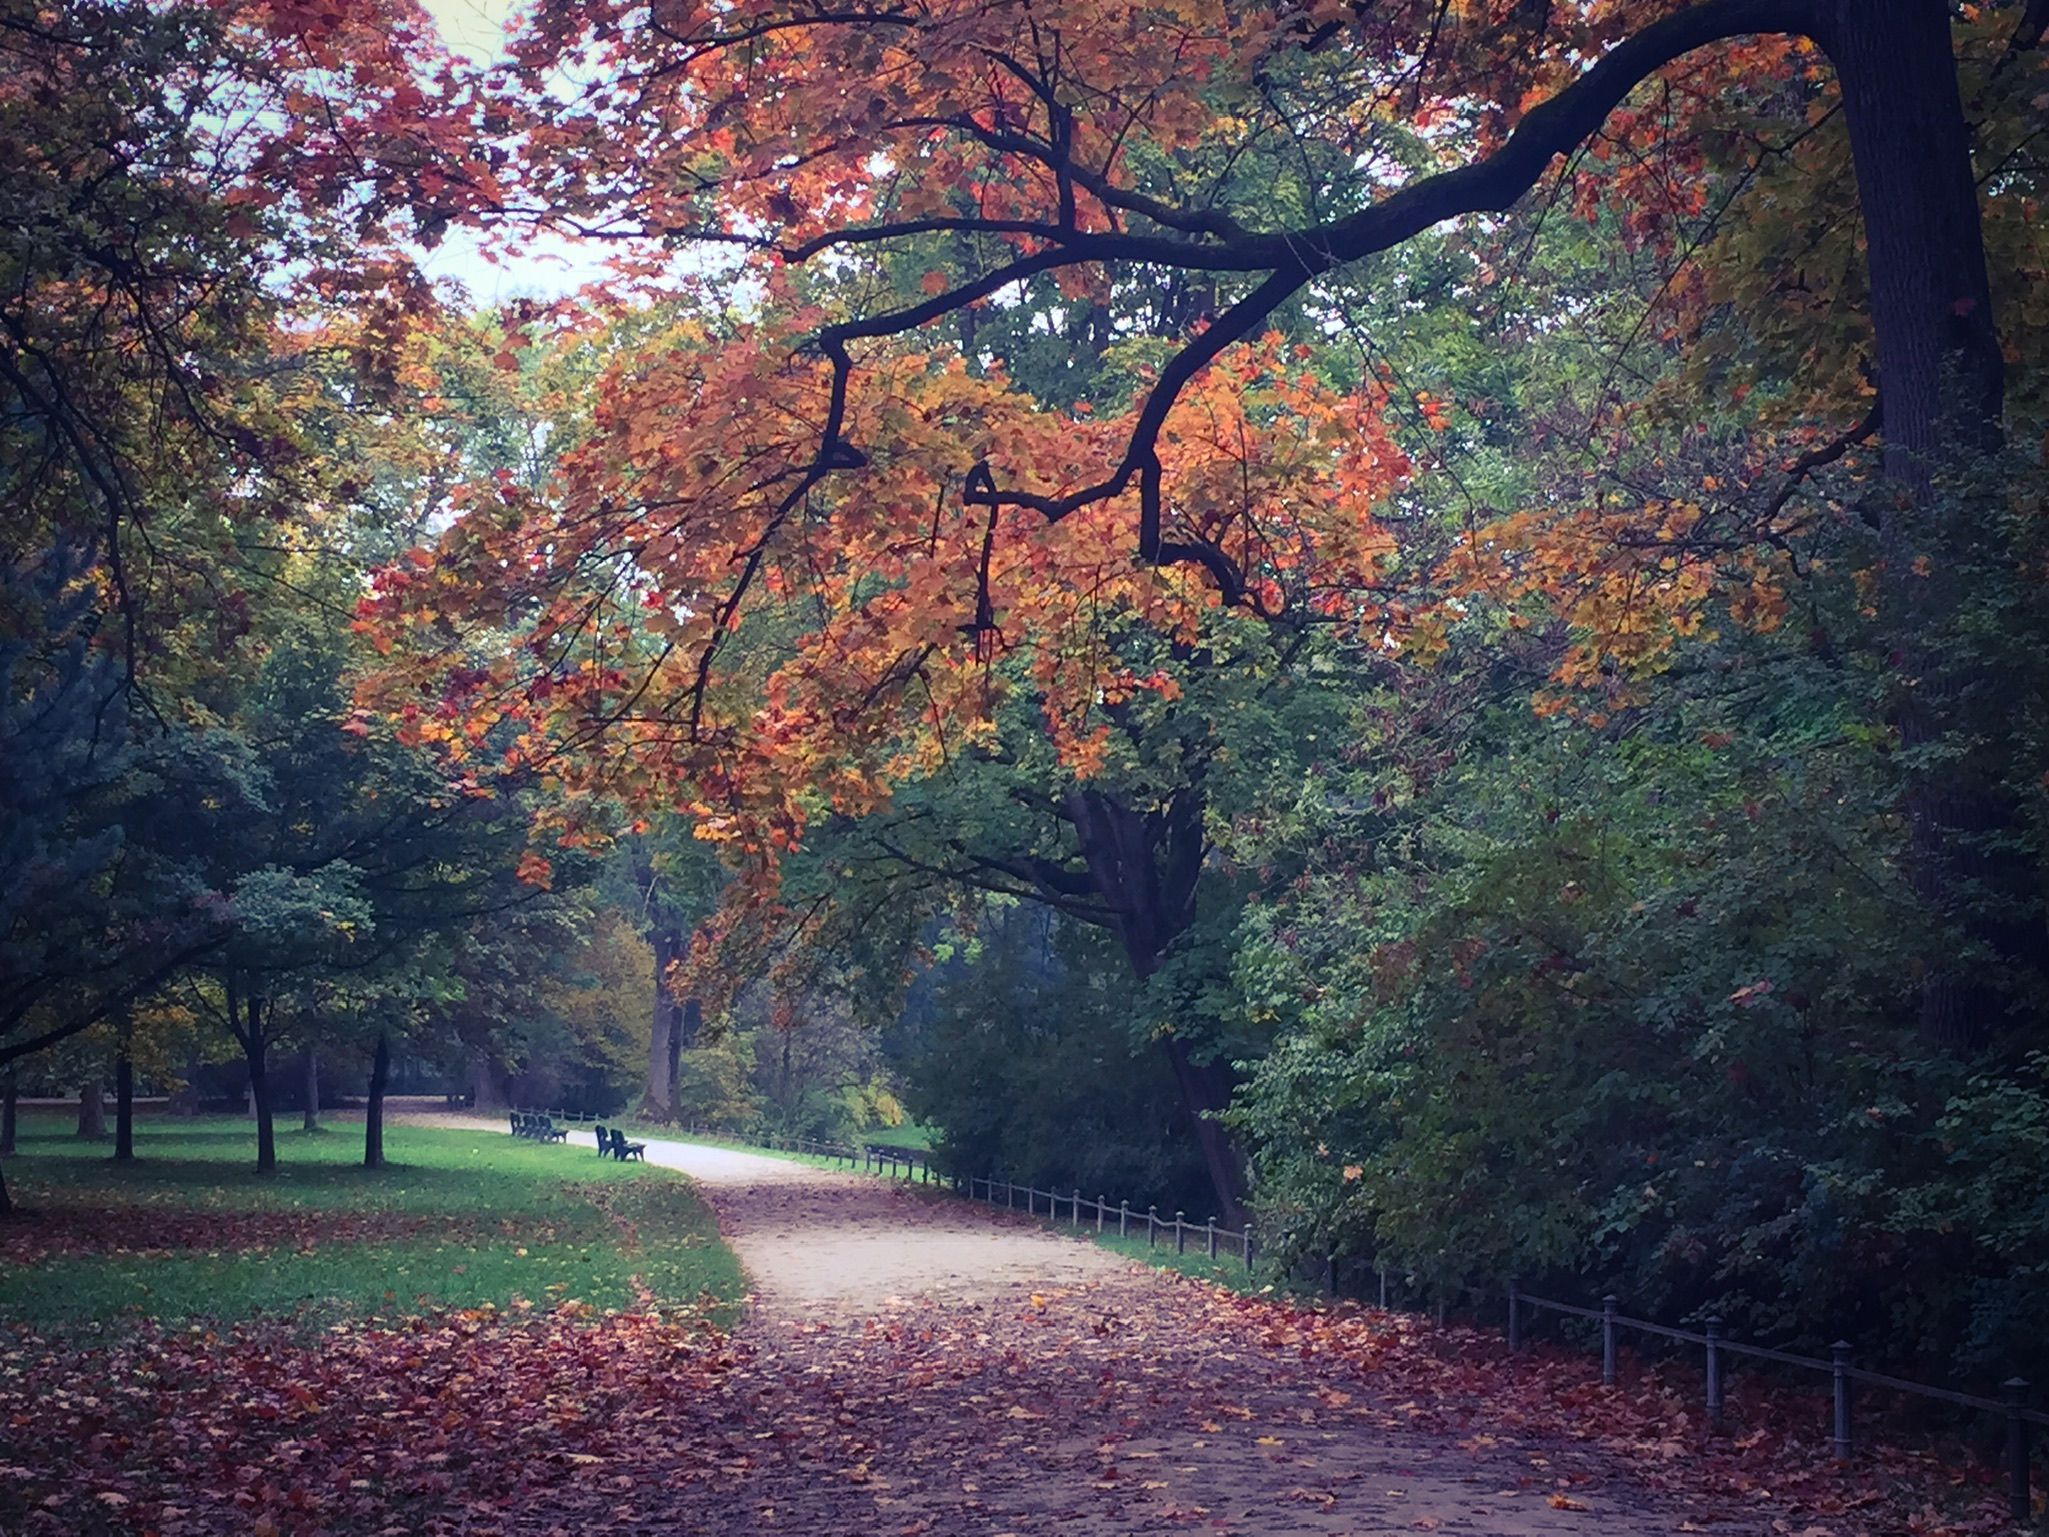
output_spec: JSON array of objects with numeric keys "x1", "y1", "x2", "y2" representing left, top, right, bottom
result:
[{"x1": 398, "y1": 1110, "x2": 1756, "y2": 1535}]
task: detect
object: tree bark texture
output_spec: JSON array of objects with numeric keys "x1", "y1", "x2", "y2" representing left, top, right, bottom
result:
[{"x1": 2, "y1": 1069, "x2": 17, "y2": 1155}]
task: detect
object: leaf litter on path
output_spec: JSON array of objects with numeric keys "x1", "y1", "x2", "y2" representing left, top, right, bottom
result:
[{"x1": 1, "y1": 1128, "x2": 2021, "y2": 1535}]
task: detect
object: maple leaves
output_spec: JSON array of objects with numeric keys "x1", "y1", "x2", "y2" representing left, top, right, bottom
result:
[
  {"x1": 361, "y1": 313, "x2": 1409, "y2": 867},
  {"x1": 3, "y1": 1240, "x2": 2023, "y2": 1535}
]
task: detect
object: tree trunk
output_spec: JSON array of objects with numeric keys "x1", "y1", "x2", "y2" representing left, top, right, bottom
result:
[
  {"x1": 1, "y1": 1069, "x2": 17, "y2": 1155},
  {"x1": 243, "y1": 998, "x2": 275, "y2": 1173},
  {"x1": 168, "y1": 1058, "x2": 203, "y2": 1117},
  {"x1": 365, "y1": 1030, "x2": 390, "y2": 1170},
  {"x1": 644, "y1": 926, "x2": 684, "y2": 1120},
  {"x1": 0, "y1": 1160, "x2": 10, "y2": 1218},
  {"x1": 76, "y1": 1081, "x2": 106, "y2": 1140},
  {"x1": 1162, "y1": 1035, "x2": 1248, "y2": 1225},
  {"x1": 1826, "y1": 0, "x2": 2011, "y2": 1049},
  {"x1": 469, "y1": 1055, "x2": 512, "y2": 1112},
  {"x1": 671, "y1": 994, "x2": 694, "y2": 1084},
  {"x1": 1065, "y1": 785, "x2": 1250, "y2": 1224},
  {"x1": 114, "y1": 1055, "x2": 134, "y2": 1162},
  {"x1": 301, "y1": 1047, "x2": 319, "y2": 1132}
]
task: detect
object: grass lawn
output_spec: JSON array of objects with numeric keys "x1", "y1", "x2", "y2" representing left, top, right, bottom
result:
[{"x1": 0, "y1": 1114, "x2": 744, "y2": 1332}]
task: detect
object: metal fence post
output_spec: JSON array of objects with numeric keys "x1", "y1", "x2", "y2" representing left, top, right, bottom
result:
[
  {"x1": 1831, "y1": 1341, "x2": 1854, "y2": 1460},
  {"x1": 2005, "y1": 1378, "x2": 2031, "y2": 1525},
  {"x1": 1602, "y1": 1295, "x2": 1618, "y2": 1387},
  {"x1": 1705, "y1": 1317, "x2": 1724, "y2": 1433},
  {"x1": 1507, "y1": 1279, "x2": 1523, "y2": 1352}
]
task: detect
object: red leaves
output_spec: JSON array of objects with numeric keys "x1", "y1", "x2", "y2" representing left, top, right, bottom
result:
[
  {"x1": 1, "y1": 1257, "x2": 2018, "y2": 1536},
  {"x1": 0, "y1": 1308, "x2": 729, "y2": 1536}
]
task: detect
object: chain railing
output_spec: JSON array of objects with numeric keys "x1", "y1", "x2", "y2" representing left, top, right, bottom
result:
[
  {"x1": 962, "y1": 1175, "x2": 1256, "y2": 1270},
  {"x1": 1498, "y1": 1280, "x2": 2042, "y2": 1523},
  {"x1": 510, "y1": 1108, "x2": 2041, "y2": 1523}
]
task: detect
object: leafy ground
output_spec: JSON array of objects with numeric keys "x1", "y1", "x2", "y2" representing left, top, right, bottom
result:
[
  {"x1": 0, "y1": 1115, "x2": 742, "y2": 1329},
  {"x1": 0, "y1": 1118, "x2": 2029, "y2": 1536}
]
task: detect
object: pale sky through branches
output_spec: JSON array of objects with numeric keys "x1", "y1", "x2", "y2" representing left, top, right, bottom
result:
[{"x1": 416, "y1": 0, "x2": 611, "y2": 303}]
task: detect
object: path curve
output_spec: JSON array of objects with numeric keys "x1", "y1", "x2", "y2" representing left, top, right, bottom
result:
[
  {"x1": 397, "y1": 1110, "x2": 1130, "y2": 1311},
  {"x1": 395, "y1": 1110, "x2": 1758, "y2": 1534}
]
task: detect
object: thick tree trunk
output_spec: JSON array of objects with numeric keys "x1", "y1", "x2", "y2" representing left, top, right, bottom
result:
[
  {"x1": 644, "y1": 926, "x2": 684, "y2": 1120},
  {"x1": 114, "y1": 1055, "x2": 134, "y2": 1162},
  {"x1": 301, "y1": 1047, "x2": 319, "y2": 1132},
  {"x1": 76, "y1": 1081, "x2": 106, "y2": 1139},
  {"x1": 2, "y1": 1069, "x2": 17, "y2": 1155},
  {"x1": 1827, "y1": 0, "x2": 2011, "y2": 1049},
  {"x1": 1066, "y1": 785, "x2": 1249, "y2": 1224},
  {"x1": 469, "y1": 1055, "x2": 512, "y2": 1112},
  {"x1": 671, "y1": 994, "x2": 693, "y2": 1085},
  {"x1": 365, "y1": 1030, "x2": 390, "y2": 1170},
  {"x1": 1162, "y1": 1036, "x2": 1248, "y2": 1225},
  {"x1": 0, "y1": 1161, "x2": 10, "y2": 1218}
]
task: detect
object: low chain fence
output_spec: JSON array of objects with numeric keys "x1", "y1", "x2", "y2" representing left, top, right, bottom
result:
[
  {"x1": 963, "y1": 1175, "x2": 1256, "y2": 1269},
  {"x1": 1502, "y1": 1281, "x2": 2043, "y2": 1524},
  {"x1": 513, "y1": 1108, "x2": 2043, "y2": 1523}
]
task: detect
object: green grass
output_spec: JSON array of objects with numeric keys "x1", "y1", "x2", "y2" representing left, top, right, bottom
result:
[{"x1": 0, "y1": 1116, "x2": 744, "y2": 1332}]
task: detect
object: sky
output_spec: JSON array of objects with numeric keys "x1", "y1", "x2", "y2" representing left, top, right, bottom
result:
[{"x1": 414, "y1": 0, "x2": 614, "y2": 304}]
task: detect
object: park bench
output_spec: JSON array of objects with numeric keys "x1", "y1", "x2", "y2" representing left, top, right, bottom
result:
[
  {"x1": 535, "y1": 1115, "x2": 567, "y2": 1143},
  {"x1": 509, "y1": 1112, "x2": 527, "y2": 1137},
  {"x1": 593, "y1": 1123, "x2": 611, "y2": 1155},
  {"x1": 607, "y1": 1127, "x2": 646, "y2": 1162}
]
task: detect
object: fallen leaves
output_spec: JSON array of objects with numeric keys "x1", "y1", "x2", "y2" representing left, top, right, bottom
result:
[{"x1": 0, "y1": 1165, "x2": 2026, "y2": 1537}]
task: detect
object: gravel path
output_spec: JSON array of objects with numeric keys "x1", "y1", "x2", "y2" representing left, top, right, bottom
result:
[{"x1": 393, "y1": 1111, "x2": 1750, "y2": 1534}]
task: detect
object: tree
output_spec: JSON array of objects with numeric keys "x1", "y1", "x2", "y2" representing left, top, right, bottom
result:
[
  {"x1": 355, "y1": 1, "x2": 2049, "y2": 1229},
  {"x1": 432, "y1": 0, "x2": 2037, "y2": 1035}
]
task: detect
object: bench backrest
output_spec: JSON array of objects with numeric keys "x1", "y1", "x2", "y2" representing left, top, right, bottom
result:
[{"x1": 607, "y1": 1127, "x2": 626, "y2": 1155}]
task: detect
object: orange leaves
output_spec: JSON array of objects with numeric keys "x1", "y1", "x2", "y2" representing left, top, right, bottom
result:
[
  {"x1": 365, "y1": 314, "x2": 1409, "y2": 871},
  {"x1": 1436, "y1": 484, "x2": 1799, "y2": 710}
]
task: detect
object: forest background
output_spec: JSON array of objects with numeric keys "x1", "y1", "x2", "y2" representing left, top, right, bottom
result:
[{"x1": 5, "y1": 0, "x2": 2049, "y2": 1403}]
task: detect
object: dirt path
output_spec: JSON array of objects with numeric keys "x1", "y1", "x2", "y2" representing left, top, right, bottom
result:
[{"x1": 396, "y1": 1113, "x2": 1756, "y2": 1534}]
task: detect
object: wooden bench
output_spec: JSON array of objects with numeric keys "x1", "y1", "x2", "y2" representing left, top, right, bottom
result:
[
  {"x1": 593, "y1": 1123, "x2": 613, "y2": 1155},
  {"x1": 535, "y1": 1116, "x2": 567, "y2": 1143},
  {"x1": 607, "y1": 1127, "x2": 646, "y2": 1162}
]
